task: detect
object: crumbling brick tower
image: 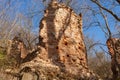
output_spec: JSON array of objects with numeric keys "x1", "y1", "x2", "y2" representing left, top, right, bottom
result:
[
  {"x1": 39, "y1": 0, "x2": 88, "y2": 75},
  {"x1": 106, "y1": 38, "x2": 120, "y2": 79}
]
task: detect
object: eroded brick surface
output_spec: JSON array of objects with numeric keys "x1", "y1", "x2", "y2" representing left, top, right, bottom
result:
[
  {"x1": 39, "y1": 0, "x2": 87, "y2": 74},
  {"x1": 106, "y1": 38, "x2": 120, "y2": 79}
]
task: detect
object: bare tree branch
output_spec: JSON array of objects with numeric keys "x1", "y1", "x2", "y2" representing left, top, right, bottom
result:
[
  {"x1": 116, "y1": 0, "x2": 120, "y2": 4},
  {"x1": 91, "y1": 0, "x2": 120, "y2": 21},
  {"x1": 88, "y1": 42, "x2": 106, "y2": 51},
  {"x1": 99, "y1": 8, "x2": 112, "y2": 37}
]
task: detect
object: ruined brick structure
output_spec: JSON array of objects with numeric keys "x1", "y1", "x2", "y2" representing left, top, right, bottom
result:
[
  {"x1": 1, "y1": 1, "x2": 100, "y2": 80},
  {"x1": 106, "y1": 38, "x2": 120, "y2": 79},
  {"x1": 7, "y1": 37, "x2": 22, "y2": 67},
  {"x1": 39, "y1": 0, "x2": 87, "y2": 74},
  {"x1": 7, "y1": 36, "x2": 40, "y2": 67}
]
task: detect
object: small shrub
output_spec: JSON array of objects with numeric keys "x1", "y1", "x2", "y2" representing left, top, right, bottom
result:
[
  {"x1": 0, "y1": 50, "x2": 17, "y2": 69},
  {"x1": 0, "y1": 52, "x2": 5, "y2": 60}
]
